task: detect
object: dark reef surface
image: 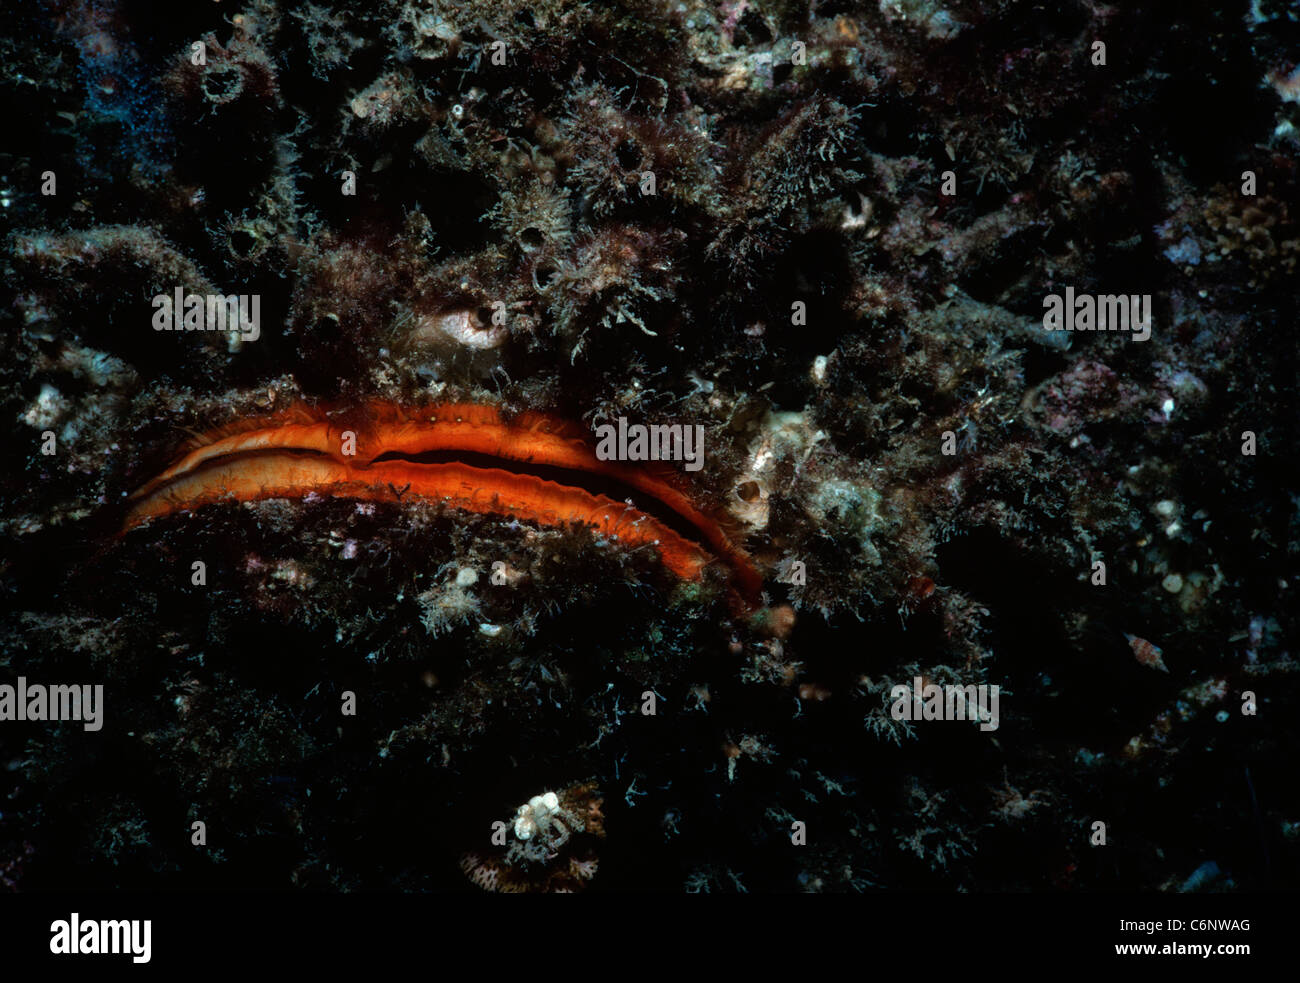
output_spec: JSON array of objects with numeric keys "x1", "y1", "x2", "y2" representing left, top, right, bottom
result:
[{"x1": 1, "y1": 0, "x2": 1296, "y2": 892}]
